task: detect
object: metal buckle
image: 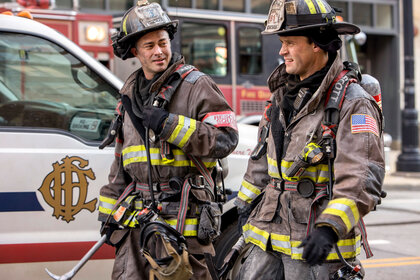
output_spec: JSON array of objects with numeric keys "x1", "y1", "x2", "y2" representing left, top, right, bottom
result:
[{"x1": 296, "y1": 179, "x2": 315, "y2": 198}]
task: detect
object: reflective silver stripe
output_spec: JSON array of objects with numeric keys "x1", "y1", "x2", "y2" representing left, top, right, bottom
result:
[
  {"x1": 237, "y1": 180, "x2": 261, "y2": 203},
  {"x1": 167, "y1": 116, "x2": 197, "y2": 148},
  {"x1": 165, "y1": 218, "x2": 198, "y2": 236},
  {"x1": 122, "y1": 145, "x2": 216, "y2": 168},
  {"x1": 267, "y1": 157, "x2": 281, "y2": 179},
  {"x1": 323, "y1": 198, "x2": 359, "y2": 232},
  {"x1": 98, "y1": 200, "x2": 114, "y2": 212},
  {"x1": 327, "y1": 235, "x2": 362, "y2": 260},
  {"x1": 242, "y1": 224, "x2": 269, "y2": 251}
]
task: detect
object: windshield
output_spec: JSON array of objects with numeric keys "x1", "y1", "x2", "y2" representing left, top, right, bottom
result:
[{"x1": 0, "y1": 32, "x2": 119, "y2": 142}]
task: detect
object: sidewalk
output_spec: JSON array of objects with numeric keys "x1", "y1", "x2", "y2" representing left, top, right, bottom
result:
[{"x1": 383, "y1": 149, "x2": 420, "y2": 191}]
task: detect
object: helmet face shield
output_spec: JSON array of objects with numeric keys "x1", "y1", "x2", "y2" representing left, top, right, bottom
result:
[{"x1": 262, "y1": 0, "x2": 360, "y2": 36}]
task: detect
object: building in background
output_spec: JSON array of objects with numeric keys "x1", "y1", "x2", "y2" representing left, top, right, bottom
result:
[{"x1": 0, "y1": 0, "x2": 403, "y2": 144}]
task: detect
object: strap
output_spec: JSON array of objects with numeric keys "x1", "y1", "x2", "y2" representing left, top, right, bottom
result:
[
  {"x1": 176, "y1": 180, "x2": 192, "y2": 234},
  {"x1": 188, "y1": 155, "x2": 215, "y2": 188},
  {"x1": 358, "y1": 218, "x2": 374, "y2": 258},
  {"x1": 270, "y1": 101, "x2": 285, "y2": 179},
  {"x1": 154, "y1": 64, "x2": 198, "y2": 108}
]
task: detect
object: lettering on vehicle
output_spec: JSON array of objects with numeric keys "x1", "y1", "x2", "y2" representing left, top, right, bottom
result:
[{"x1": 38, "y1": 156, "x2": 97, "y2": 223}]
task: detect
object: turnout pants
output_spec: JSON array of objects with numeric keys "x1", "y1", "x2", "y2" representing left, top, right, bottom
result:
[{"x1": 235, "y1": 245, "x2": 364, "y2": 280}]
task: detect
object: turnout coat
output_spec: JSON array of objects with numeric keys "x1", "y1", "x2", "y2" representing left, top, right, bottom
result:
[{"x1": 235, "y1": 54, "x2": 385, "y2": 261}]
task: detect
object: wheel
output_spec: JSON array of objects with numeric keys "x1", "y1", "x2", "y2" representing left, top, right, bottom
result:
[{"x1": 213, "y1": 221, "x2": 252, "y2": 280}]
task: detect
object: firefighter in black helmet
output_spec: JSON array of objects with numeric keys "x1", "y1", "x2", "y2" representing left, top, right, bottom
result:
[
  {"x1": 99, "y1": 1, "x2": 238, "y2": 279},
  {"x1": 234, "y1": 0, "x2": 384, "y2": 279}
]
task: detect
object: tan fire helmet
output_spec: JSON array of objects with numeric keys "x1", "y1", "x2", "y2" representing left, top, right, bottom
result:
[
  {"x1": 262, "y1": 0, "x2": 360, "y2": 35},
  {"x1": 139, "y1": 221, "x2": 193, "y2": 280}
]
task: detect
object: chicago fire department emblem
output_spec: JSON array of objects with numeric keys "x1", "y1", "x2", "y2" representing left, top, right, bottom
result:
[{"x1": 38, "y1": 156, "x2": 97, "y2": 223}]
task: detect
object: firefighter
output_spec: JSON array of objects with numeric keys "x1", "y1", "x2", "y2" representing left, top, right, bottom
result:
[
  {"x1": 98, "y1": 1, "x2": 238, "y2": 279},
  {"x1": 234, "y1": 0, "x2": 384, "y2": 279}
]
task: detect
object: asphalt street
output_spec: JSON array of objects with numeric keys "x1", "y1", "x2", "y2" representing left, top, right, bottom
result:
[{"x1": 359, "y1": 150, "x2": 420, "y2": 279}]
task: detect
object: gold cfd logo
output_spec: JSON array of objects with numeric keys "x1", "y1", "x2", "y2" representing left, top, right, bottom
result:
[{"x1": 38, "y1": 156, "x2": 97, "y2": 223}]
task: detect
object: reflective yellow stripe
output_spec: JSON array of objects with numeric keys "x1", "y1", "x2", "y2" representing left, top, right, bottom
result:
[
  {"x1": 122, "y1": 16, "x2": 128, "y2": 35},
  {"x1": 98, "y1": 195, "x2": 117, "y2": 215},
  {"x1": 323, "y1": 198, "x2": 360, "y2": 232},
  {"x1": 243, "y1": 223, "x2": 269, "y2": 251},
  {"x1": 281, "y1": 160, "x2": 329, "y2": 183},
  {"x1": 267, "y1": 156, "x2": 281, "y2": 179},
  {"x1": 100, "y1": 195, "x2": 117, "y2": 205},
  {"x1": 165, "y1": 218, "x2": 199, "y2": 236},
  {"x1": 316, "y1": 0, "x2": 327, "y2": 13},
  {"x1": 238, "y1": 180, "x2": 261, "y2": 203},
  {"x1": 179, "y1": 118, "x2": 196, "y2": 148},
  {"x1": 305, "y1": 0, "x2": 317, "y2": 14},
  {"x1": 122, "y1": 145, "x2": 216, "y2": 168},
  {"x1": 167, "y1": 116, "x2": 197, "y2": 148},
  {"x1": 271, "y1": 233, "x2": 360, "y2": 260},
  {"x1": 168, "y1": 115, "x2": 185, "y2": 143},
  {"x1": 326, "y1": 235, "x2": 362, "y2": 260},
  {"x1": 98, "y1": 206, "x2": 114, "y2": 215}
]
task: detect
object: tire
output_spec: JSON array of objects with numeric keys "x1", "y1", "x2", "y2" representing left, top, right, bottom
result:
[{"x1": 213, "y1": 221, "x2": 252, "y2": 280}]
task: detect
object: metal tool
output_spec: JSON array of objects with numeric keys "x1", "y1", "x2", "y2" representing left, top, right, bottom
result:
[{"x1": 45, "y1": 235, "x2": 107, "y2": 280}]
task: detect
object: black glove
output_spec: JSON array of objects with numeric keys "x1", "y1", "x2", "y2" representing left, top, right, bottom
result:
[
  {"x1": 141, "y1": 105, "x2": 169, "y2": 135},
  {"x1": 101, "y1": 222, "x2": 119, "y2": 247},
  {"x1": 237, "y1": 206, "x2": 252, "y2": 234},
  {"x1": 299, "y1": 226, "x2": 338, "y2": 266}
]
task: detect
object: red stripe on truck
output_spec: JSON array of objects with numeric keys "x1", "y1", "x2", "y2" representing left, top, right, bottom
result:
[{"x1": 0, "y1": 242, "x2": 115, "y2": 263}]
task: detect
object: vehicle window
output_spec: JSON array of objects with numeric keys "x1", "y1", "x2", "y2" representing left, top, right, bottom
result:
[
  {"x1": 0, "y1": 32, "x2": 118, "y2": 142},
  {"x1": 181, "y1": 22, "x2": 227, "y2": 77},
  {"x1": 238, "y1": 27, "x2": 262, "y2": 75}
]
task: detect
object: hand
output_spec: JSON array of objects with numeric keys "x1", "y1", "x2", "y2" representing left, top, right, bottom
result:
[
  {"x1": 101, "y1": 222, "x2": 119, "y2": 246},
  {"x1": 299, "y1": 226, "x2": 338, "y2": 266},
  {"x1": 141, "y1": 105, "x2": 169, "y2": 134}
]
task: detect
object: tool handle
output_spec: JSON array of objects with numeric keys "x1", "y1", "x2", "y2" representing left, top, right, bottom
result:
[{"x1": 70, "y1": 235, "x2": 107, "y2": 274}]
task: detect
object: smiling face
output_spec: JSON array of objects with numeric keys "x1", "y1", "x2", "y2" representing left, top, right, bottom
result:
[
  {"x1": 279, "y1": 35, "x2": 328, "y2": 80},
  {"x1": 131, "y1": 29, "x2": 172, "y2": 80}
]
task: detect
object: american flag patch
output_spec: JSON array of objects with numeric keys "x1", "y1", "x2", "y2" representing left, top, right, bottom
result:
[{"x1": 351, "y1": 114, "x2": 378, "y2": 136}]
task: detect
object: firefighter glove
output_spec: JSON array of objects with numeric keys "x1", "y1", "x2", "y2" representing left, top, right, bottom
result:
[
  {"x1": 101, "y1": 222, "x2": 119, "y2": 247},
  {"x1": 141, "y1": 105, "x2": 169, "y2": 134},
  {"x1": 299, "y1": 226, "x2": 338, "y2": 266}
]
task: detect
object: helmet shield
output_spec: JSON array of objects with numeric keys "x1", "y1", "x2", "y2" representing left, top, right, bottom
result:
[{"x1": 262, "y1": 0, "x2": 360, "y2": 35}]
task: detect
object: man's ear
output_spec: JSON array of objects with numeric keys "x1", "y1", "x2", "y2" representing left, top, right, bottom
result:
[
  {"x1": 313, "y1": 43, "x2": 322, "y2": 53},
  {"x1": 130, "y1": 47, "x2": 138, "y2": 57}
]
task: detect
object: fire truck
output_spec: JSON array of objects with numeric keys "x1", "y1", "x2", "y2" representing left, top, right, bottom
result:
[{"x1": 0, "y1": 0, "x2": 115, "y2": 69}]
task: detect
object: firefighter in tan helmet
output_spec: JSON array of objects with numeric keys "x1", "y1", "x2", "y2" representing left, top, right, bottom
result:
[
  {"x1": 234, "y1": 0, "x2": 384, "y2": 279},
  {"x1": 98, "y1": 1, "x2": 238, "y2": 279}
]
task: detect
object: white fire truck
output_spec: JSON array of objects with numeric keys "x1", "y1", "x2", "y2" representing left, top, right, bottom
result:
[{"x1": 0, "y1": 12, "x2": 257, "y2": 279}]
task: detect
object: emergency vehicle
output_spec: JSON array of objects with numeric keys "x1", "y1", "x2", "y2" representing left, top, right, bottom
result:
[
  {"x1": 0, "y1": 13, "x2": 257, "y2": 279},
  {"x1": 0, "y1": 0, "x2": 115, "y2": 69}
]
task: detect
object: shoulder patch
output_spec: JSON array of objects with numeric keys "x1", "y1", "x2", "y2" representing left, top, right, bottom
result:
[{"x1": 184, "y1": 70, "x2": 206, "y2": 84}]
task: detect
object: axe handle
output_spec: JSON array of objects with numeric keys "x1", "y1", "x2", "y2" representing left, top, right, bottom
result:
[
  {"x1": 71, "y1": 235, "x2": 107, "y2": 274},
  {"x1": 48, "y1": 235, "x2": 107, "y2": 280}
]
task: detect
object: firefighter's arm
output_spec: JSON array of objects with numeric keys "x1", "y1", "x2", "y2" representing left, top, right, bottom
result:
[
  {"x1": 234, "y1": 117, "x2": 271, "y2": 210},
  {"x1": 159, "y1": 75, "x2": 238, "y2": 159},
  {"x1": 315, "y1": 94, "x2": 385, "y2": 239},
  {"x1": 98, "y1": 136, "x2": 129, "y2": 223}
]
